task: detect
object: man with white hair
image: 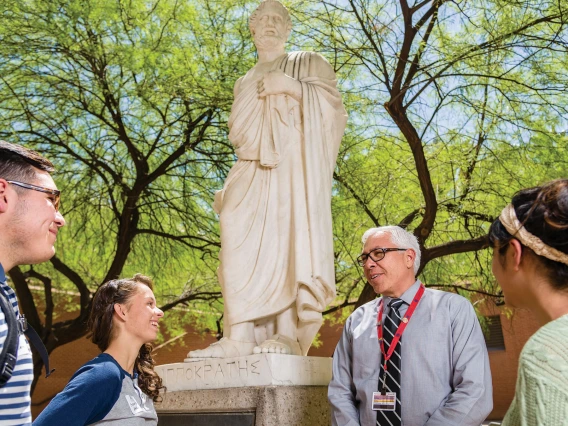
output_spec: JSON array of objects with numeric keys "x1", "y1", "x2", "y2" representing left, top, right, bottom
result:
[{"x1": 328, "y1": 226, "x2": 493, "y2": 426}]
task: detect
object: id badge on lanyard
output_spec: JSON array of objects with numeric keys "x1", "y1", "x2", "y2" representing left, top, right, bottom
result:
[
  {"x1": 371, "y1": 284, "x2": 425, "y2": 412},
  {"x1": 373, "y1": 391, "x2": 397, "y2": 411}
]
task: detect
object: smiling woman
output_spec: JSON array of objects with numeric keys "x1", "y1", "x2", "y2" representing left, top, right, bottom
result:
[{"x1": 33, "y1": 274, "x2": 164, "y2": 426}]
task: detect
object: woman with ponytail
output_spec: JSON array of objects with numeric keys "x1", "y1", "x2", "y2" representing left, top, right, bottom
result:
[
  {"x1": 34, "y1": 274, "x2": 164, "y2": 425},
  {"x1": 489, "y1": 179, "x2": 568, "y2": 425}
]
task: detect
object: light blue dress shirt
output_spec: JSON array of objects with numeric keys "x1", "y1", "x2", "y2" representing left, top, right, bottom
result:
[{"x1": 328, "y1": 280, "x2": 493, "y2": 426}]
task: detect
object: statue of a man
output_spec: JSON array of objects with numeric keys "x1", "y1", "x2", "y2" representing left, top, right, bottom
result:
[{"x1": 189, "y1": 0, "x2": 347, "y2": 358}]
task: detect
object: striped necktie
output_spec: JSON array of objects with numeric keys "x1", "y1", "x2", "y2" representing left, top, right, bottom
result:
[{"x1": 377, "y1": 298, "x2": 405, "y2": 426}]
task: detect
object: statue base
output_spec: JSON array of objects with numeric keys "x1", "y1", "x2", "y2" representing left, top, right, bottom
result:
[
  {"x1": 155, "y1": 386, "x2": 330, "y2": 426},
  {"x1": 155, "y1": 354, "x2": 331, "y2": 390},
  {"x1": 154, "y1": 355, "x2": 332, "y2": 425}
]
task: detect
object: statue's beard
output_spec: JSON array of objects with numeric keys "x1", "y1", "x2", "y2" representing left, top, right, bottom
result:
[{"x1": 254, "y1": 34, "x2": 286, "y2": 51}]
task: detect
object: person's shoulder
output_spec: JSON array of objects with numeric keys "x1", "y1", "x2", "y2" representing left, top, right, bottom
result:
[
  {"x1": 348, "y1": 298, "x2": 379, "y2": 322},
  {"x1": 339, "y1": 298, "x2": 378, "y2": 339},
  {"x1": 33, "y1": 354, "x2": 124, "y2": 426},
  {"x1": 423, "y1": 287, "x2": 477, "y2": 321},
  {"x1": 352, "y1": 297, "x2": 379, "y2": 313},
  {"x1": 523, "y1": 315, "x2": 568, "y2": 359},
  {"x1": 70, "y1": 353, "x2": 124, "y2": 386},
  {"x1": 424, "y1": 287, "x2": 472, "y2": 307},
  {"x1": 518, "y1": 315, "x2": 568, "y2": 390}
]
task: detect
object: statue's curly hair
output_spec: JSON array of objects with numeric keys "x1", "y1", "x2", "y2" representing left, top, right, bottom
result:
[
  {"x1": 249, "y1": 0, "x2": 292, "y2": 35},
  {"x1": 88, "y1": 274, "x2": 164, "y2": 402}
]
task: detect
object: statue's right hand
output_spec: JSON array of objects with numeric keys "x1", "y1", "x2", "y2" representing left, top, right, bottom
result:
[{"x1": 258, "y1": 70, "x2": 291, "y2": 98}]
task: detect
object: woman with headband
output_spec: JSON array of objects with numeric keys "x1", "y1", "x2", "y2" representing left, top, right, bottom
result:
[
  {"x1": 489, "y1": 179, "x2": 568, "y2": 425},
  {"x1": 34, "y1": 274, "x2": 164, "y2": 425}
]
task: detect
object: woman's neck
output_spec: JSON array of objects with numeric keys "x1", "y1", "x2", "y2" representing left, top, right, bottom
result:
[
  {"x1": 104, "y1": 339, "x2": 141, "y2": 375},
  {"x1": 527, "y1": 277, "x2": 568, "y2": 324}
]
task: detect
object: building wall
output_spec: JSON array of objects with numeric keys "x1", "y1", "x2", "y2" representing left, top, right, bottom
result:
[
  {"x1": 482, "y1": 304, "x2": 541, "y2": 419},
  {"x1": 31, "y1": 302, "x2": 540, "y2": 420}
]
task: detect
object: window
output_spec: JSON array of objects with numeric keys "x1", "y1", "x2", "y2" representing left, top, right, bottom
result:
[{"x1": 484, "y1": 315, "x2": 506, "y2": 351}]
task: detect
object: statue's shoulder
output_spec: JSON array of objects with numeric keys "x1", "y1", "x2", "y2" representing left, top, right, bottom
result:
[
  {"x1": 287, "y1": 51, "x2": 330, "y2": 63},
  {"x1": 286, "y1": 51, "x2": 334, "y2": 75}
]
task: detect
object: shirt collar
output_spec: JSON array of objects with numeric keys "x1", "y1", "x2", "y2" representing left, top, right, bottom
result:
[
  {"x1": 0, "y1": 263, "x2": 5, "y2": 283},
  {"x1": 383, "y1": 279, "x2": 422, "y2": 307}
]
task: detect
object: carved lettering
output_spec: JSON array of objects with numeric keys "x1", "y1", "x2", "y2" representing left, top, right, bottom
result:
[
  {"x1": 166, "y1": 368, "x2": 176, "y2": 384},
  {"x1": 175, "y1": 355, "x2": 274, "y2": 385},
  {"x1": 204, "y1": 363, "x2": 212, "y2": 380},
  {"x1": 175, "y1": 367, "x2": 185, "y2": 384},
  {"x1": 238, "y1": 360, "x2": 248, "y2": 377},
  {"x1": 226, "y1": 361, "x2": 236, "y2": 378},
  {"x1": 215, "y1": 363, "x2": 224, "y2": 378}
]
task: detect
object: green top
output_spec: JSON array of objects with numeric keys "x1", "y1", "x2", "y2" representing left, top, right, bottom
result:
[{"x1": 501, "y1": 314, "x2": 568, "y2": 426}]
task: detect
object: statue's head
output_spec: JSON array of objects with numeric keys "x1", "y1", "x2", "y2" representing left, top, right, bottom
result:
[{"x1": 249, "y1": 0, "x2": 292, "y2": 50}]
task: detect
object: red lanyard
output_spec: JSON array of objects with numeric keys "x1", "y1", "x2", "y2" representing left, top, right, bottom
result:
[{"x1": 377, "y1": 284, "x2": 425, "y2": 391}]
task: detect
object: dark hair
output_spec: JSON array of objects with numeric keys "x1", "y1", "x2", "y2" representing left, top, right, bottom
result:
[
  {"x1": 89, "y1": 274, "x2": 164, "y2": 402},
  {"x1": 489, "y1": 179, "x2": 568, "y2": 291},
  {"x1": 0, "y1": 140, "x2": 55, "y2": 184}
]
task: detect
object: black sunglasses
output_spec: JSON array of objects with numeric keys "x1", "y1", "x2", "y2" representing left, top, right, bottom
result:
[
  {"x1": 357, "y1": 247, "x2": 408, "y2": 266},
  {"x1": 7, "y1": 180, "x2": 61, "y2": 211}
]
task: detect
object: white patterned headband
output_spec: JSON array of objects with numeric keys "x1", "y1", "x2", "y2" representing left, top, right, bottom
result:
[{"x1": 499, "y1": 204, "x2": 568, "y2": 265}]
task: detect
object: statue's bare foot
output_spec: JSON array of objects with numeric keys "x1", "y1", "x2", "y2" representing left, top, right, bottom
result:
[
  {"x1": 253, "y1": 334, "x2": 301, "y2": 355},
  {"x1": 187, "y1": 337, "x2": 256, "y2": 358}
]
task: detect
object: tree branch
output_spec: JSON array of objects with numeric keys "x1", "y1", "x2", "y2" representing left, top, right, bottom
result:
[
  {"x1": 334, "y1": 171, "x2": 380, "y2": 226},
  {"x1": 50, "y1": 256, "x2": 91, "y2": 315},
  {"x1": 422, "y1": 235, "x2": 488, "y2": 265},
  {"x1": 159, "y1": 291, "x2": 222, "y2": 312}
]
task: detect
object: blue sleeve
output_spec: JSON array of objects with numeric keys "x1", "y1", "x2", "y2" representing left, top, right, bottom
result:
[{"x1": 33, "y1": 360, "x2": 123, "y2": 426}]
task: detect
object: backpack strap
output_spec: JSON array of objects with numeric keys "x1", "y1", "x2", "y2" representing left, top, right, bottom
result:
[
  {"x1": 0, "y1": 285, "x2": 54, "y2": 388},
  {"x1": 23, "y1": 320, "x2": 55, "y2": 378},
  {"x1": 0, "y1": 285, "x2": 19, "y2": 387}
]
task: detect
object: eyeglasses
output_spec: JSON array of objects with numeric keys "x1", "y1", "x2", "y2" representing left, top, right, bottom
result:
[
  {"x1": 7, "y1": 180, "x2": 61, "y2": 211},
  {"x1": 356, "y1": 247, "x2": 408, "y2": 266}
]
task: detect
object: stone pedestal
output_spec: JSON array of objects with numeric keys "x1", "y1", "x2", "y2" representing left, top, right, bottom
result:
[
  {"x1": 156, "y1": 354, "x2": 332, "y2": 390},
  {"x1": 155, "y1": 355, "x2": 332, "y2": 425},
  {"x1": 156, "y1": 386, "x2": 330, "y2": 426}
]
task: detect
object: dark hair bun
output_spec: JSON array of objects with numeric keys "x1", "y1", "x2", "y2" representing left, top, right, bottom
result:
[
  {"x1": 488, "y1": 179, "x2": 568, "y2": 291},
  {"x1": 539, "y1": 180, "x2": 568, "y2": 231},
  {"x1": 512, "y1": 179, "x2": 568, "y2": 253}
]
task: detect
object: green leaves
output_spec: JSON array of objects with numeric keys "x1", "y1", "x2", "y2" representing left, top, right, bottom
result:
[
  {"x1": 295, "y1": 0, "x2": 568, "y2": 308},
  {"x1": 1, "y1": 0, "x2": 567, "y2": 365},
  {"x1": 0, "y1": 0, "x2": 262, "y2": 358}
]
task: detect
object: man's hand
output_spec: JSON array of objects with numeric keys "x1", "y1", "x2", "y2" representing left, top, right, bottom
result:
[{"x1": 258, "y1": 70, "x2": 302, "y2": 101}]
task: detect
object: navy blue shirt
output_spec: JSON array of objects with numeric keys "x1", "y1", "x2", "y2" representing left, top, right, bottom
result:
[{"x1": 34, "y1": 353, "x2": 157, "y2": 425}]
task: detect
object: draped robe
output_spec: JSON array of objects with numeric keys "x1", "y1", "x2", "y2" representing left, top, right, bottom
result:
[{"x1": 214, "y1": 51, "x2": 347, "y2": 355}]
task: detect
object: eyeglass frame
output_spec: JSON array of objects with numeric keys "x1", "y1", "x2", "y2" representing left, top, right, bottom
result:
[
  {"x1": 356, "y1": 247, "x2": 409, "y2": 266},
  {"x1": 6, "y1": 180, "x2": 61, "y2": 211}
]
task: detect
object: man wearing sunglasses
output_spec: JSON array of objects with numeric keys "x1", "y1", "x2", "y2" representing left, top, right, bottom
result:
[
  {"x1": 0, "y1": 140, "x2": 66, "y2": 425},
  {"x1": 328, "y1": 226, "x2": 492, "y2": 426}
]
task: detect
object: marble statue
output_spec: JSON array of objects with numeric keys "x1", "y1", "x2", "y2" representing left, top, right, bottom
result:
[{"x1": 188, "y1": 0, "x2": 347, "y2": 359}]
